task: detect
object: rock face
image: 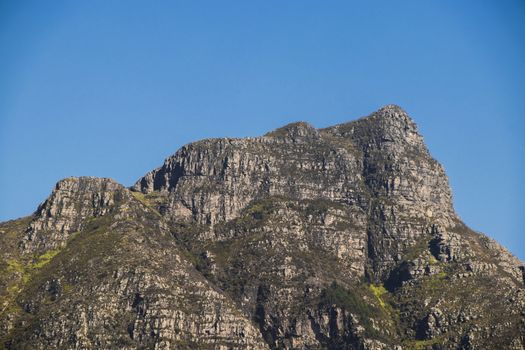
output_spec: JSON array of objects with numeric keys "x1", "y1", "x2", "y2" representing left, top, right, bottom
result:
[
  {"x1": 1, "y1": 105, "x2": 524, "y2": 349},
  {"x1": 20, "y1": 177, "x2": 128, "y2": 253}
]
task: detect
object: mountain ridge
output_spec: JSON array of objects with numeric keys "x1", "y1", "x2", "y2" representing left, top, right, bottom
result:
[{"x1": 1, "y1": 105, "x2": 524, "y2": 349}]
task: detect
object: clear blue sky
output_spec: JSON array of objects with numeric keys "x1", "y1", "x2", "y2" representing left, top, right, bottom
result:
[{"x1": 1, "y1": 1, "x2": 524, "y2": 259}]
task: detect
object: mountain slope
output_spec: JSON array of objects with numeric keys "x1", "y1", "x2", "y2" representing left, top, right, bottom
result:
[{"x1": 1, "y1": 105, "x2": 524, "y2": 349}]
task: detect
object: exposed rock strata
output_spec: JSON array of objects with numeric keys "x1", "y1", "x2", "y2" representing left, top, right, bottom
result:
[
  {"x1": 20, "y1": 177, "x2": 128, "y2": 253},
  {"x1": 1, "y1": 105, "x2": 524, "y2": 349}
]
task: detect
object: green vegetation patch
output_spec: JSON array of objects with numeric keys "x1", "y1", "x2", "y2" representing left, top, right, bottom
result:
[
  {"x1": 130, "y1": 191, "x2": 162, "y2": 217},
  {"x1": 369, "y1": 283, "x2": 388, "y2": 308},
  {"x1": 319, "y1": 281, "x2": 397, "y2": 341},
  {"x1": 318, "y1": 281, "x2": 395, "y2": 342},
  {"x1": 5, "y1": 248, "x2": 62, "y2": 284},
  {"x1": 32, "y1": 249, "x2": 61, "y2": 269},
  {"x1": 1, "y1": 248, "x2": 63, "y2": 317},
  {"x1": 403, "y1": 337, "x2": 444, "y2": 350},
  {"x1": 420, "y1": 271, "x2": 447, "y2": 292},
  {"x1": 319, "y1": 282, "x2": 378, "y2": 323}
]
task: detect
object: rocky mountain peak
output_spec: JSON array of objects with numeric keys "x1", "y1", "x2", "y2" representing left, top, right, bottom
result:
[
  {"x1": 2, "y1": 106, "x2": 524, "y2": 350},
  {"x1": 133, "y1": 106, "x2": 453, "y2": 228},
  {"x1": 325, "y1": 105, "x2": 423, "y2": 151},
  {"x1": 376, "y1": 103, "x2": 410, "y2": 117},
  {"x1": 265, "y1": 121, "x2": 320, "y2": 142},
  {"x1": 20, "y1": 176, "x2": 127, "y2": 253},
  {"x1": 371, "y1": 104, "x2": 420, "y2": 141},
  {"x1": 372, "y1": 104, "x2": 415, "y2": 126}
]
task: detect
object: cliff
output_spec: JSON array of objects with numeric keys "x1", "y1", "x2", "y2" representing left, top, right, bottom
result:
[{"x1": 1, "y1": 105, "x2": 523, "y2": 349}]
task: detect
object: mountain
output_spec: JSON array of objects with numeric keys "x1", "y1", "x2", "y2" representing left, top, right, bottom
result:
[{"x1": 1, "y1": 105, "x2": 524, "y2": 349}]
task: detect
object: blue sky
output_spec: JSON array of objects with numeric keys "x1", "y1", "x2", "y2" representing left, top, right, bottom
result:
[{"x1": 1, "y1": 1, "x2": 524, "y2": 259}]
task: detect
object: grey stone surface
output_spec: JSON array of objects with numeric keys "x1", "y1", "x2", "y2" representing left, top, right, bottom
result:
[{"x1": 1, "y1": 105, "x2": 523, "y2": 349}]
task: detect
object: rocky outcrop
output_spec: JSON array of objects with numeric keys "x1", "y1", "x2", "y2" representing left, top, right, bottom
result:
[
  {"x1": 1, "y1": 105, "x2": 524, "y2": 349},
  {"x1": 4, "y1": 180, "x2": 267, "y2": 349},
  {"x1": 19, "y1": 177, "x2": 129, "y2": 253},
  {"x1": 322, "y1": 105, "x2": 456, "y2": 278},
  {"x1": 132, "y1": 129, "x2": 363, "y2": 227},
  {"x1": 132, "y1": 106, "x2": 456, "y2": 279}
]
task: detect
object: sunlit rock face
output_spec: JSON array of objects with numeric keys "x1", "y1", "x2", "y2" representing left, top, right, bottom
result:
[
  {"x1": 1, "y1": 105, "x2": 524, "y2": 349},
  {"x1": 134, "y1": 105, "x2": 456, "y2": 279},
  {"x1": 20, "y1": 177, "x2": 128, "y2": 254}
]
